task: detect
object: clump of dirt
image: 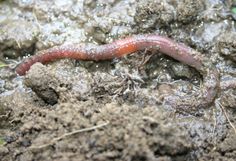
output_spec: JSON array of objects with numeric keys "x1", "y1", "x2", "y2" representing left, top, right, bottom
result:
[
  {"x1": 134, "y1": 0, "x2": 176, "y2": 30},
  {"x1": 24, "y1": 63, "x2": 59, "y2": 105},
  {"x1": 217, "y1": 32, "x2": 236, "y2": 62},
  {"x1": 220, "y1": 88, "x2": 236, "y2": 108},
  {"x1": 134, "y1": 0, "x2": 204, "y2": 32},
  {"x1": 176, "y1": 0, "x2": 204, "y2": 23}
]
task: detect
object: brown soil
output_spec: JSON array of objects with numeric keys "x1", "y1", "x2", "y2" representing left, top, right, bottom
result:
[{"x1": 0, "y1": 0, "x2": 236, "y2": 161}]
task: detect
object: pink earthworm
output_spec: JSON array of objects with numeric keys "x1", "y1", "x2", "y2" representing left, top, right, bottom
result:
[{"x1": 15, "y1": 34, "x2": 220, "y2": 108}]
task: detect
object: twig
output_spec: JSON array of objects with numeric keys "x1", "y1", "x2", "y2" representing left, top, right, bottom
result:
[
  {"x1": 216, "y1": 100, "x2": 236, "y2": 135},
  {"x1": 29, "y1": 121, "x2": 109, "y2": 150}
]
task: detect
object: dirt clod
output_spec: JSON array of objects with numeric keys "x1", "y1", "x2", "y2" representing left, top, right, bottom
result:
[{"x1": 24, "y1": 63, "x2": 59, "y2": 105}]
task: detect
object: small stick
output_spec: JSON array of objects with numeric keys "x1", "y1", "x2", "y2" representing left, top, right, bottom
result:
[
  {"x1": 29, "y1": 121, "x2": 109, "y2": 150},
  {"x1": 215, "y1": 99, "x2": 236, "y2": 135}
]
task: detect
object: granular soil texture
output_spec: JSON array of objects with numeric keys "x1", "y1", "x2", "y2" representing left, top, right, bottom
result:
[{"x1": 0, "y1": 0, "x2": 236, "y2": 161}]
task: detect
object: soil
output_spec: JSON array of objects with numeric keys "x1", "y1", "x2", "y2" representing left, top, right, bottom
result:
[{"x1": 0, "y1": 0, "x2": 236, "y2": 161}]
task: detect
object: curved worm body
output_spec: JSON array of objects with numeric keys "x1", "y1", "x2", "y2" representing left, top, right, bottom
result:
[
  {"x1": 16, "y1": 35, "x2": 205, "y2": 75},
  {"x1": 15, "y1": 34, "x2": 220, "y2": 109}
]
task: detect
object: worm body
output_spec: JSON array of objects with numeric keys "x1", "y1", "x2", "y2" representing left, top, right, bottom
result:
[
  {"x1": 15, "y1": 34, "x2": 220, "y2": 109},
  {"x1": 16, "y1": 35, "x2": 204, "y2": 75}
]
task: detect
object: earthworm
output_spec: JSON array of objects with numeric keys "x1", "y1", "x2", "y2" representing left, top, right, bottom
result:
[{"x1": 15, "y1": 34, "x2": 220, "y2": 109}]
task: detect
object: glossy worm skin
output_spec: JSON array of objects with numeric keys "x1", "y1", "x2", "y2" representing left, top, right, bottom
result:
[{"x1": 15, "y1": 34, "x2": 220, "y2": 108}]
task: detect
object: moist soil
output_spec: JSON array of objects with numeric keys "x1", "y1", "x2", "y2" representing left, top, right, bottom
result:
[{"x1": 0, "y1": 0, "x2": 236, "y2": 161}]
